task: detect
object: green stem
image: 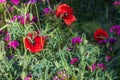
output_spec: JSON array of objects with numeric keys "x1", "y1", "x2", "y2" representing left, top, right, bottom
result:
[
  {"x1": 31, "y1": 3, "x2": 41, "y2": 29},
  {"x1": 0, "y1": 24, "x2": 10, "y2": 30}
]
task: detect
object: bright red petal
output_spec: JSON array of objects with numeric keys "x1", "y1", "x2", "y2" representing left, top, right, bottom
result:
[
  {"x1": 23, "y1": 36, "x2": 45, "y2": 53},
  {"x1": 63, "y1": 15, "x2": 76, "y2": 26},
  {"x1": 94, "y1": 28, "x2": 109, "y2": 42}
]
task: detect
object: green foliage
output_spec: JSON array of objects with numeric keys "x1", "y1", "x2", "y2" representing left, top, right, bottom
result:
[{"x1": 0, "y1": 0, "x2": 120, "y2": 80}]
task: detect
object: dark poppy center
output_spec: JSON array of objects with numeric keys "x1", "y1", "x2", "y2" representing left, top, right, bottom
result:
[{"x1": 63, "y1": 12, "x2": 69, "y2": 17}]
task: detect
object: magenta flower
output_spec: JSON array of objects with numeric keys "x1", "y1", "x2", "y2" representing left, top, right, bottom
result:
[
  {"x1": 106, "y1": 55, "x2": 112, "y2": 61},
  {"x1": 12, "y1": 13, "x2": 36, "y2": 24},
  {"x1": 43, "y1": 8, "x2": 51, "y2": 14},
  {"x1": 12, "y1": 15, "x2": 18, "y2": 21},
  {"x1": 11, "y1": 0, "x2": 20, "y2": 5},
  {"x1": 53, "y1": 70, "x2": 70, "y2": 80},
  {"x1": 26, "y1": 0, "x2": 37, "y2": 4},
  {"x1": 97, "y1": 63, "x2": 106, "y2": 70},
  {"x1": 8, "y1": 40, "x2": 19, "y2": 49},
  {"x1": 71, "y1": 36, "x2": 82, "y2": 45},
  {"x1": 110, "y1": 25, "x2": 120, "y2": 35},
  {"x1": 4, "y1": 31, "x2": 10, "y2": 41},
  {"x1": 9, "y1": 7, "x2": 14, "y2": 13},
  {"x1": 70, "y1": 58, "x2": 79, "y2": 65},
  {"x1": 91, "y1": 64, "x2": 97, "y2": 71},
  {"x1": 87, "y1": 64, "x2": 97, "y2": 71},
  {"x1": 0, "y1": 0, "x2": 6, "y2": 3},
  {"x1": 32, "y1": 16, "x2": 37, "y2": 22},
  {"x1": 109, "y1": 38, "x2": 117, "y2": 44},
  {"x1": 53, "y1": 76, "x2": 59, "y2": 80},
  {"x1": 24, "y1": 77, "x2": 31, "y2": 80},
  {"x1": 98, "y1": 39, "x2": 108, "y2": 44},
  {"x1": 24, "y1": 74, "x2": 32, "y2": 80},
  {"x1": 87, "y1": 64, "x2": 96, "y2": 71},
  {"x1": 113, "y1": 1, "x2": 120, "y2": 6}
]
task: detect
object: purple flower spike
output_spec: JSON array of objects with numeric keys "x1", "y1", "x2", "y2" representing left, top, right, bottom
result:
[
  {"x1": 71, "y1": 36, "x2": 82, "y2": 45},
  {"x1": 8, "y1": 40, "x2": 19, "y2": 49},
  {"x1": 70, "y1": 57, "x2": 79, "y2": 65}
]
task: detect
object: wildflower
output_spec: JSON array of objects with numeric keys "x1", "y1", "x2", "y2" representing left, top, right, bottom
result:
[
  {"x1": 53, "y1": 70, "x2": 70, "y2": 80},
  {"x1": 98, "y1": 39, "x2": 108, "y2": 44},
  {"x1": 24, "y1": 74, "x2": 32, "y2": 80},
  {"x1": 70, "y1": 57, "x2": 79, "y2": 65},
  {"x1": 91, "y1": 64, "x2": 97, "y2": 71},
  {"x1": 23, "y1": 31, "x2": 45, "y2": 53},
  {"x1": 20, "y1": 13, "x2": 31, "y2": 25},
  {"x1": 32, "y1": 16, "x2": 37, "y2": 22},
  {"x1": 71, "y1": 36, "x2": 82, "y2": 45},
  {"x1": 12, "y1": 15, "x2": 18, "y2": 21},
  {"x1": 26, "y1": 0, "x2": 37, "y2": 4},
  {"x1": 43, "y1": 7, "x2": 51, "y2": 14},
  {"x1": 106, "y1": 55, "x2": 112, "y2": 61},
  {"x1": 94, "y1": 28, "x2": 109, "y2": 42},
  {"x1": 11, "y1": 0, "x2": 20, "y2": 5},
  {"x1": 53, "y1": 76, "x2": 59, "y2": 80},
  {"x1": 12, "y1": 13, "x2": 36, "y2": 24},
  {"x1": 97, "y1": 63, "x2": 106, "y2": 70},
  {"x1": 4, "y1": 31, "x2": 10, "y2": 41},
  {"x1": 110, "y1": 25, "x2": 120, "y2": 35},
  {"x1": 8, "y1": 40, "x2": 19, "y2": 49},
  {"x1": 56, "y1": 4, "x2": 76, "y2": 26},
  {"x1": 113, "y1": 1, "x2": 120, "y2": 6},
  {"x1": 9, "y1": 7, "x2": 14, "y2": 13},
  {"x1": 87, "y1": 64, "x2": 97, "y2": 71},
  {"x1": 109, "y1": 38, "x2": 117, "y2": 44},
  {"x1": 0, "y1": 0, "x2": 6, "y2": 3}
]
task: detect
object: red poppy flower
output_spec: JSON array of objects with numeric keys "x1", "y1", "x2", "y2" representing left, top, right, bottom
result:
[
  {"x1": 56, "y1": 4, "x2": 76, "y2": 26},
  {"x1": 94, "y1": 28, "x2": 109, "y2": 42},
  {"x1": 23, "y1": 32, "x2": 45, "y2": 53}
]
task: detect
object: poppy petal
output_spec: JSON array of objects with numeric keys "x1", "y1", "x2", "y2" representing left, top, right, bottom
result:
[
  {"x1": 23, "y1": 35, "x2": 45, "y2": 53},
  {"x1": 63, "y1": 15, "x2": 76, "y2": 26}
]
